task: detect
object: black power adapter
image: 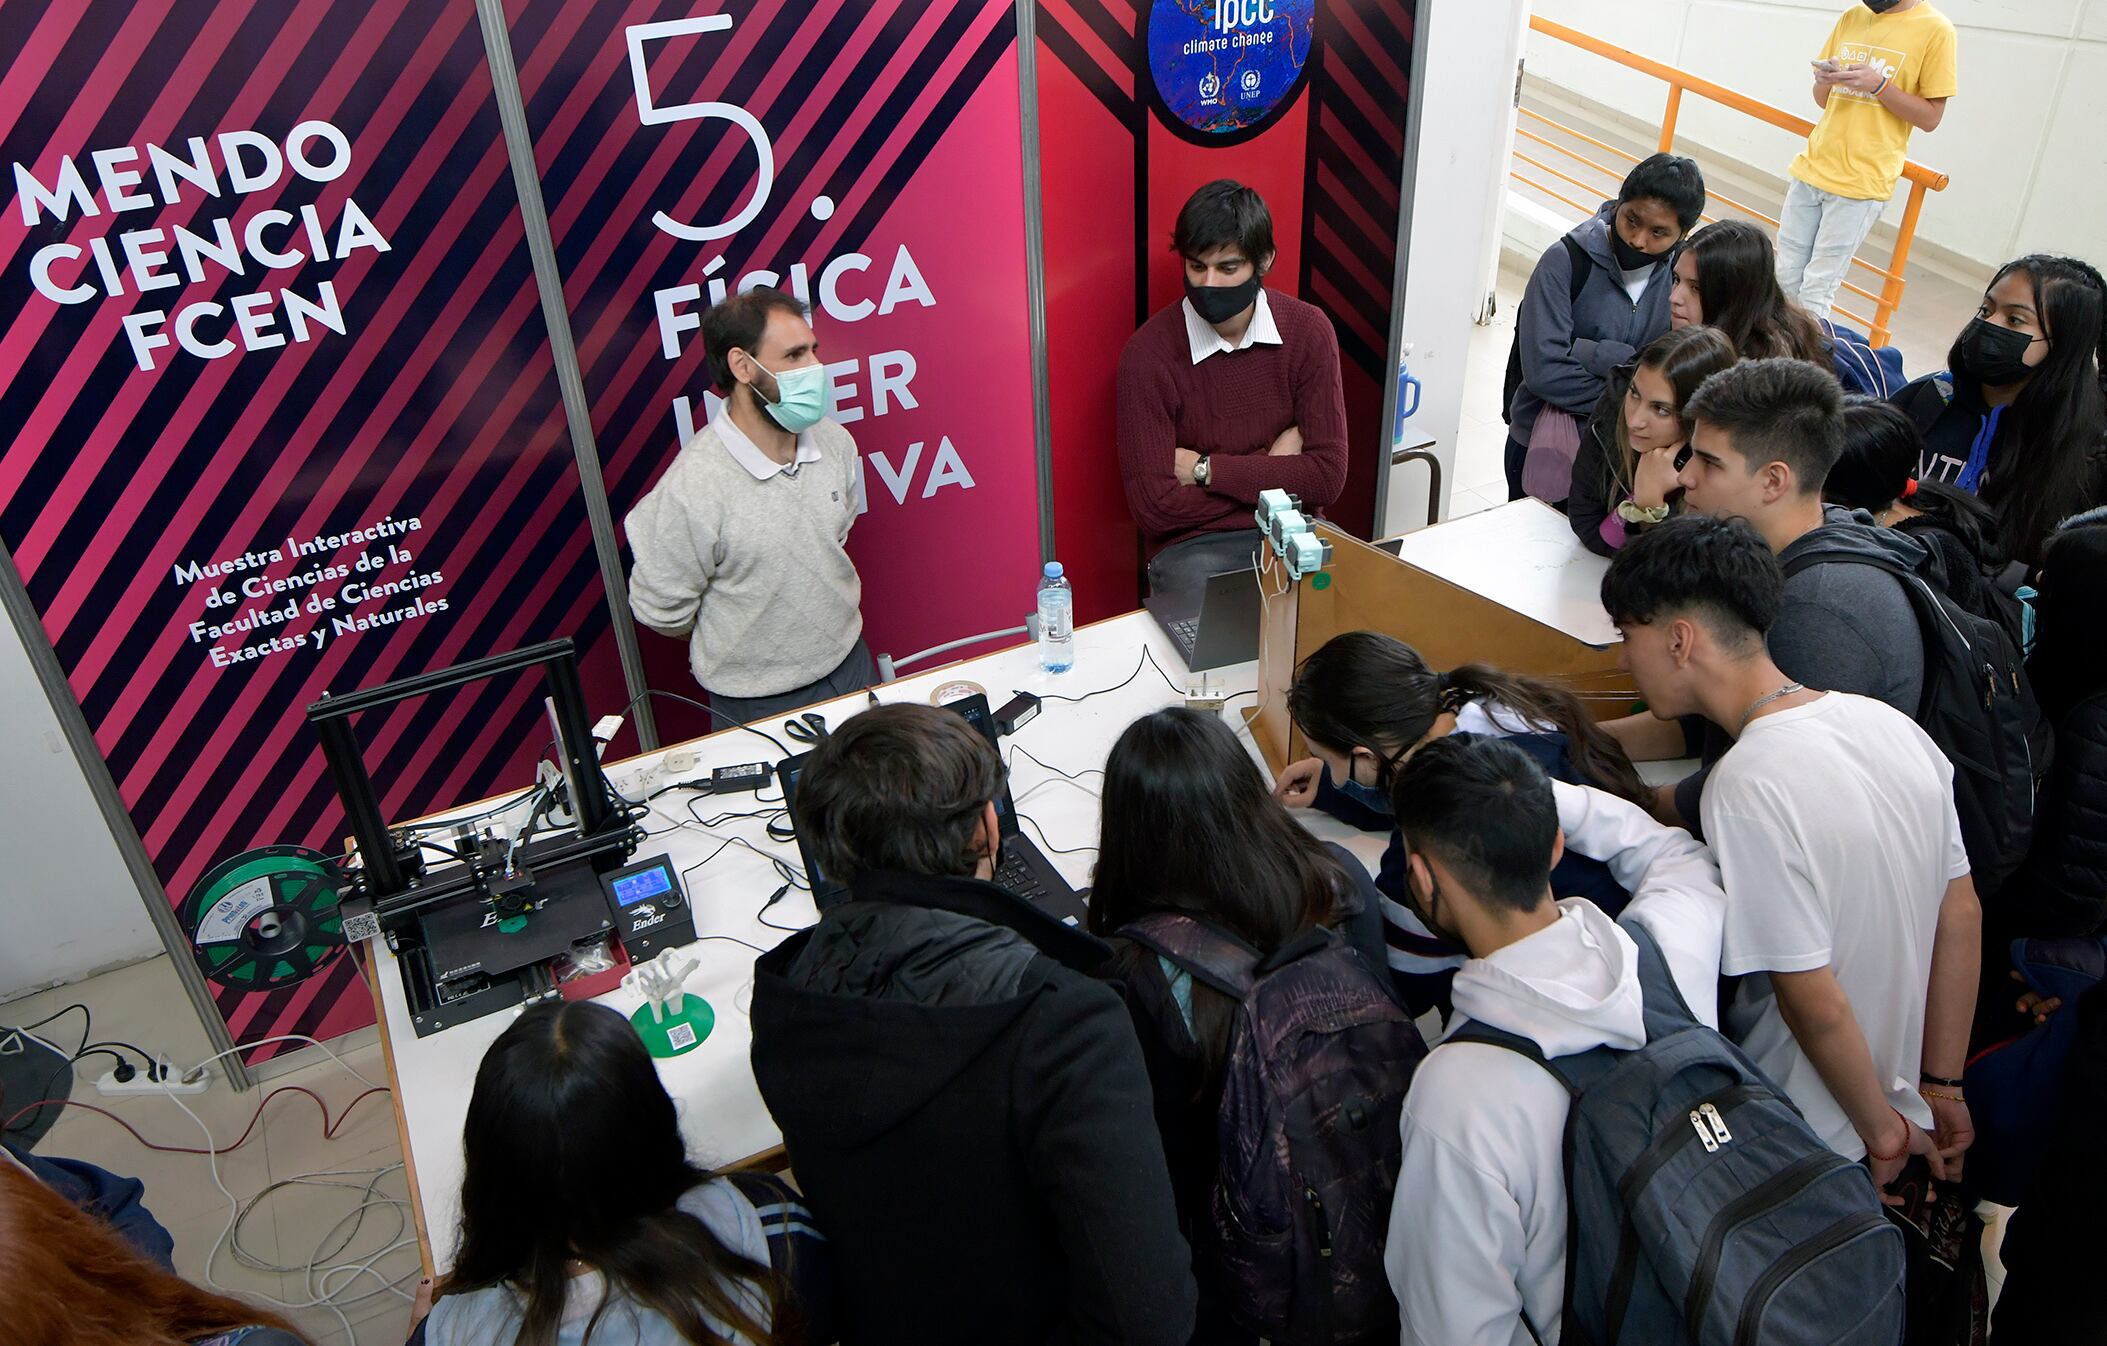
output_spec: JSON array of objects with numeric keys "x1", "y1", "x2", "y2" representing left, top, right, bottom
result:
[
  {"x1": 708, "y1": 762, "x2": 772, "y2": 794},
  {"x1": 994, "y1": 692, "x2": 1041, "y2": 737}
]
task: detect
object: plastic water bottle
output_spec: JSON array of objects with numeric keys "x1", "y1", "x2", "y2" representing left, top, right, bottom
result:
[{"x1": 1036, "y1": 562, "x2": 1074, "y2": 673}]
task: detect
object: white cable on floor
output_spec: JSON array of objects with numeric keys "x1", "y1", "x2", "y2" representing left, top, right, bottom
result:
[
  {"x1": 180, "y1": 1034, "x2": 381, "y2": 1090},
  {"x1": 160, "y1": 1087, "x2": 419, "y2": 1341}
]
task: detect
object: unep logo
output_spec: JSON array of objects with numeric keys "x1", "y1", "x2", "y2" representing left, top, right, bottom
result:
[{"x1": 1144, "y1": 0, "x2": 1317, "y2": 144}]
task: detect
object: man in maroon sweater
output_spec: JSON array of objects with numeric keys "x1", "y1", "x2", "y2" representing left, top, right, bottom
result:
[{"x1": 1117, "y1": 180, "x2": 1350, "y2": 597}]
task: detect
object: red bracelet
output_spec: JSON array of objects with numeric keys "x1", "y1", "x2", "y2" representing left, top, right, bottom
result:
[{"x1": 1865, "y1": 1108, "x2": 1910, "y2": 1163}]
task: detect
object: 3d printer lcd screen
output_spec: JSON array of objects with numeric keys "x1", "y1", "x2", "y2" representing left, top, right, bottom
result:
[{"x1": 612, "y1": 866, "x2": 674, "y2": 908}]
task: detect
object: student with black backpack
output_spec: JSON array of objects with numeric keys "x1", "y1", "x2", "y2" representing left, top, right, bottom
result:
[
  {"x1": 1602, "y1": 517, "x2": 1979, "y2": 1185},
  {"x1": 1383, "y1": 734, "x2": 1906, "y2": 1346},
  {"x1": 1607, "y1": 358, "x2": 2050, "y2": 894},
  {"x1": 1598, "y1": 360, "x2": 1927, "y2": 830},
  {"x1": 1090, "y1": 708, "x2": 1423, "y2": 1345}
]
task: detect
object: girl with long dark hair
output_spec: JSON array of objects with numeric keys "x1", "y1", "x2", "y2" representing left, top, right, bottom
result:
[
  {"x1": 1567, "y1": 324, "x2": 1738, "y2": 556},
  {"x1": 419, "y1": 1001, "x2": 820, "y2": 1346},
  {"x1": 1274, "y1": 631, "x2": 1647, "y2": 1012},
  {"x1": 1668, "y1": 220, "x2": 1827, "y2": 363},
  {"x1": 1089, "y1": 707, "x2": 1398, "y2": 1344},
  {"x1": 1892, "y1": 254, "x2": 2107, "y2": 566}
]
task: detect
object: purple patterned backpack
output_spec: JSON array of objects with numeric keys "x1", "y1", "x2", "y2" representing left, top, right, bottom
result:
[{"x1": 1120, "y1": 913, "x2": 1427, "y2": 1344}]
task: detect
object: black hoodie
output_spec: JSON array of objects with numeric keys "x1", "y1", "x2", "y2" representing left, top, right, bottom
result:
[{"x1": 750, "y1": 870, "x2": 1196, "y2": 1346}]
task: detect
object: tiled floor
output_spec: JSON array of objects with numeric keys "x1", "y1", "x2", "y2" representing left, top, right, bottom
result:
[
  {"x1": 3, "y1": 955, "x2": 417, "y2": 1346},
  {"x1": 1448, "y1": 267, "x2": 1530, "y2": 519}
]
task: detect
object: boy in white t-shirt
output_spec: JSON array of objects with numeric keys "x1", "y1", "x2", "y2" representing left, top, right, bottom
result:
[{"x1": 1601, "y1": 514, "x2": 1979, "y2": 1193}]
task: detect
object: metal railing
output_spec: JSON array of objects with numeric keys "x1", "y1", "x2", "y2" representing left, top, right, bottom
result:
[{"x1": 1512, "y1": 16, "x2": 1949, "y2": 348}]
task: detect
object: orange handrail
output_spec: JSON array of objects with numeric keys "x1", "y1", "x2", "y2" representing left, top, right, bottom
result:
[{"x1": 1514, "y1": 15, "x2": 1949, "y2": 348}]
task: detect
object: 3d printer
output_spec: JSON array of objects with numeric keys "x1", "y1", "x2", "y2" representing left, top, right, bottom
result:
[{"x1": 307, "y1": 640, "x2": 657, "y2": 1037}]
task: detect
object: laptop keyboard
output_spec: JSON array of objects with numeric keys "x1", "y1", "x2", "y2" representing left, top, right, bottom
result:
[
  {"x1": 994, "y1": 850, "x2": 1047, "y2": 901},
  {"x1": 1168, "y1": 617, "x2": 1200, "y2": 658}
]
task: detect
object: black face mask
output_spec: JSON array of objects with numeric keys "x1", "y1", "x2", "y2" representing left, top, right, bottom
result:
[
  {"x1": 1956, "y1": 317, "x2": 2041, "y2": 387},
  {"x1": 1186, "y1": 273, "x2": 1262, "y2": 326},
  {"x1": 1862, "y1": 0, "x2": 1902, "y2": 12},
  {"x1": 1404, "y1": 862, "x2": 1467, "y2": 952},
  {"x1": 1610, "y1": 229, "x2": 1667, "y2": 273}
]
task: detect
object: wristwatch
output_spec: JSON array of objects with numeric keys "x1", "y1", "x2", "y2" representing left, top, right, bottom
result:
[
  {"x1": 1616, "y1": 499, "x2": 1671, "y2": 525},
  {"x1": 1192, "y1": 454, "x2": 1212, "y2": 488}
]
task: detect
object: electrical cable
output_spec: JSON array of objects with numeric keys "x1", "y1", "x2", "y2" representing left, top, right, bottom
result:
[
  {"x1": 12, "y1": 1002, "x2": 90, "y2": 1041},
  {"x1": 1006, "y1": 744, "x2": 1104, "y2": 783},
  {"x1": 80, "y1": 1038, "x2": 158, "y2": 1067},
  {"x1": 1025, "y1": 647, "x2": 1183, "y2": 704},
  {"x1": 181, "y1": 1034, "x2": 382, "y2": 1089},
  {"x1": 754, "y1": 883, "x2": 807, "y2": 936},
  {"x1": 679, "y1": 834, "x2": 806, "y2": 897},
  {"x1": 402, "y1": 780, "x2": 549, "y2": 838},
  {"x1": 161, "y1": 1087, "x2": 419, "y2": 1340},
  {"x1": 693, "y1": 933, "x2": 773, "y2": 955},
  {"x1": 622, "y1": 689, "x2": 790, "y2": 757},
  {"x1": 1016, "y1": 809, "x2": 1099, "y2": 857},
  {"x1": 0, "y1": 1084, "x2": 390, "y2": 1154}
]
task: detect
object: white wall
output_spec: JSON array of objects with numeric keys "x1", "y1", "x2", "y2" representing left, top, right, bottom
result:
[
  {"x1": 1385, "y1": 0, "x2": 1532, "y2": 535},
  {"x1": 0, "y1": 615, "x2": 160, "y2": 1000},
  {"x1": 1525, "y1": 0, "x2": 2107, "y2": 269}
]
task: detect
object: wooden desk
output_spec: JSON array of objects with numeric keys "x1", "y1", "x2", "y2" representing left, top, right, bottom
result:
[{"x1": 1252, "y1": 500, "x2": 1633, "y2": 772}]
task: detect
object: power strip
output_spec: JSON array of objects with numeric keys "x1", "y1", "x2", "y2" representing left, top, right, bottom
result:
[{"x1": 96, "y1": 1064, "x2": 213, "y2": 1097}]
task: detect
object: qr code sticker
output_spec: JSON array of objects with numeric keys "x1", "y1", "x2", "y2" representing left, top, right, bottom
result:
[{"x1": 668, "y1": 1023, "x2": 698, "y2": 1050}]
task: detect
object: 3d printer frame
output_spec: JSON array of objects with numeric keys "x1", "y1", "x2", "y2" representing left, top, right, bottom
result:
[{"x1": 306, "y1": 639, "x2": 643, "y2": 1034}]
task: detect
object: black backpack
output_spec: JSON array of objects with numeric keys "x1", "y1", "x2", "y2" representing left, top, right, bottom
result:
[
  {"x1": 1450, "y1": 923, "x2": 1905, "y2": 1346},
  {"x1": 1119, "y1": 913, "x2": 1426, "y2": 1344},
  {"x1": 1784, "y1": 547, "x2": 2052, "y2": 896},
  {"x1": 1502, "y1": 235, "x2": 1590, "y2": 426}
]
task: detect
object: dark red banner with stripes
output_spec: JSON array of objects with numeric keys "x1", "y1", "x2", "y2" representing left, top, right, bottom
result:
[
  {"x1": 1037, "y1": 0, "x2": 1415, "y2": 618},
  {"x1": 0, "y1": 0, "x2": 620, "y2": 1057},
  {"x1": 504, "y1": 0, "x2": 1042, "y2": 727}
]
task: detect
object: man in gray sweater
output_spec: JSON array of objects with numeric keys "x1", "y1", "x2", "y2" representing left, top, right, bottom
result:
[
  {"x1": 1603, "y1": 358, "x2": 1927, "y2": 834},
  {"x1": 626, "y1": 288, "x2": 874, "y2": 728}
]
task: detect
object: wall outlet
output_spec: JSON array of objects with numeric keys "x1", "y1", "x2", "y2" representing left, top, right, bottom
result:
[{"x1": 96, "y1": 1064, "x2": 212, "y2": 1096}]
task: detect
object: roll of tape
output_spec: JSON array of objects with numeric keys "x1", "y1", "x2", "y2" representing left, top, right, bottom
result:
[{"x1": 931, "y1": 679, "x2": 986, "y2": 706}]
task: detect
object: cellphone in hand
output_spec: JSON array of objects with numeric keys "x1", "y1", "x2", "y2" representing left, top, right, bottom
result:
[{"x1": 1812, "y1": 57, "x2": 1843, "y2": 72}]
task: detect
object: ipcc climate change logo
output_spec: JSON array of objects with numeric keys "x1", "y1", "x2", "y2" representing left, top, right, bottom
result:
[{"x1": 1146, "y1": 0, "x2": 1316, "y2": 143}]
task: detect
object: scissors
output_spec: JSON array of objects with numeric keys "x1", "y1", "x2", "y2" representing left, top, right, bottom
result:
[{"x1": 784, "y1": 712, "x2": 828, "y2": 747}]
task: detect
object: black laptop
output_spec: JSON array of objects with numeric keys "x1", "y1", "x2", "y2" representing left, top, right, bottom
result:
[
  {"x1": 1143, "y1": 566, "x2": 1263, "y2": 671},
  {"x1": 776, "y1": 694, "x2": 1086, "y2": 924}
]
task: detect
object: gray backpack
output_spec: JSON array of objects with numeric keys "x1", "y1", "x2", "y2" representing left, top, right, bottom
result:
[{"x1": 1450, "y1": 924, "x2": 1905, "y2": 1346}]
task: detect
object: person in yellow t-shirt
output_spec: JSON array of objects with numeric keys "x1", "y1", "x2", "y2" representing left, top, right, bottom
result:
[{"x1": 1777, "y1": 0, "x2": 1957, "y2": 318}]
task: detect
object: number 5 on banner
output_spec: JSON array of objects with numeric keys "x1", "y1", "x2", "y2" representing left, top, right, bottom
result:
[{"x1": 625, "y1": 15, "x2": 775, "y2": 241}]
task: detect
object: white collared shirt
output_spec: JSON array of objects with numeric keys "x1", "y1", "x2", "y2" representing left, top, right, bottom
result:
[
  {"x1": 1183, "y1": 288, "x2": 1283, "y2": 365},
  {"x1": 711, "y1": 411, "x2": 826, "y2": 481}
]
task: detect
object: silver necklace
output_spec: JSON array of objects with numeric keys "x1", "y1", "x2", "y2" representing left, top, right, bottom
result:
[{"x1": 1738, "y1": 681, "x2": 1806, "y2": 733}]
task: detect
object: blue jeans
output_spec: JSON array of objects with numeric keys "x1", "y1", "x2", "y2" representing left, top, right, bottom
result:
[{"x1": 1775, "y1": 178, "x2": 1887, "y2": 317}]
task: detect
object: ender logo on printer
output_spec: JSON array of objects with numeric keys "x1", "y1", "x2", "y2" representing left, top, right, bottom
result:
[{"x1": 1145, "y1": 0, "x2": 1316, "y2": 145}]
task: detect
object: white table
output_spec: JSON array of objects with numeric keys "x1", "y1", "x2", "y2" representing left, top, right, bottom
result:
[
  {"x1": 1391, "y1": 499, "x2": 1619, "y2": 649},
  {"x1": 369, "y1": 611, "x2": 1377, "y2": 1275}
]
